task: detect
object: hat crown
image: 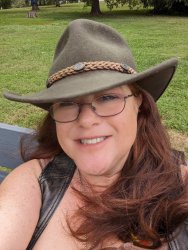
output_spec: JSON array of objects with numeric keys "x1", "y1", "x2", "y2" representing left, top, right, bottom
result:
[{"x1": 49, "y1": 19, "x2": 136, "y2": 77}]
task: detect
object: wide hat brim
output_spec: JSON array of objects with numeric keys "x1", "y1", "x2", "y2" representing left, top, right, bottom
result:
[{"x1": 4, "y1": 58, "x2": 177, "y2": 110}]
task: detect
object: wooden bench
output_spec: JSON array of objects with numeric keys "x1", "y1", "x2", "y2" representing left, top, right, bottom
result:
[{"x1": 0, "y1": 122, "x2": 34, "y2": 182}]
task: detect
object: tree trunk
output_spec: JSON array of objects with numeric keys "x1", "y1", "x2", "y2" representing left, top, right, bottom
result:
[
  {"x1": 90, "y1": 0, "x2": 102, "y2": 16},
  {"x1": 55, "y1": 0, "x2": 61, "y2": 7},
  {"x1": 55, "y1": 0, "x2": 60, "y2": 7},
  {"x1": 25, "y1": 0, "x2": 30, "y2": 6}
]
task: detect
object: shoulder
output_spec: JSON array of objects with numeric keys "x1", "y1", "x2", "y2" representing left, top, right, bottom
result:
[
  {"x1": 1, "y1": 159, "x2": 43, "y2": 188},
  {"x1": 0, "y1": 159, "x2": 44, "y2": 249},
  {"x1": 0, "y1": 158, "x2": 50, "y2": 215},
  {"x1": 0, "y1": 158, "x2": 43, "y2": 201}
]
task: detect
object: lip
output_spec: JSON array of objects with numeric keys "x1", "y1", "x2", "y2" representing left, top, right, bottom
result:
[{"x1": 75, "y1": 135, "x2": 111, "y2": 146}]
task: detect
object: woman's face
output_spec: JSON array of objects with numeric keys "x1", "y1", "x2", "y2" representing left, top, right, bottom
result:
[{"x1": 55, "y1": 85, "x2": 141, "y2": 178}]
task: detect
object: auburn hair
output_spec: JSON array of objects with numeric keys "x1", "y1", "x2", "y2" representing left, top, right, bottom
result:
[{"x1": 21, "y1": 84, "x2": 188, "y2": 249}]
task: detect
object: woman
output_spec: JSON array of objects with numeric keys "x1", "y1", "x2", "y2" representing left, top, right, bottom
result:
[{"x1": 1, "y1": 19, "x2": 188, "y2": 250}]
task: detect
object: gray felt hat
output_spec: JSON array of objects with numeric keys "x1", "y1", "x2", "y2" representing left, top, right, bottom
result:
[{"x1": 4, "y1": 19, "x2": 178, "y2": 110}]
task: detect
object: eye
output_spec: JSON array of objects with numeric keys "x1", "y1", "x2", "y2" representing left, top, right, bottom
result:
[
  {"x1": 58, "y1": 102, "x2": 75, "y2": 108},
  {"x1": 97, "y1": 94, "x2": 120, "y2": 103}
]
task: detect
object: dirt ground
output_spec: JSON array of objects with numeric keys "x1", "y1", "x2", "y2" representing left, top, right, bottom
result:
[{"x1": 169, "y1": 130, "x2": 188, "y2": 159}]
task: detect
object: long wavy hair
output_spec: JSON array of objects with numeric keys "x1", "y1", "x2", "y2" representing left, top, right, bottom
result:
[{"x1": 21, "y1": 84, "x2": 188, "y2": 249}]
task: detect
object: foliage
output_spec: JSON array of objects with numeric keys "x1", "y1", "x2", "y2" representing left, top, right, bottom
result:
[
  {"x1": 105, "y1": 0, "x2": 141, "y2": 11},
  {"x1": 12, "y1": 0, "x2": 27, "y2": 8},
  {"x1": 141, "y1": 0, "x2": 188, "y2": 13},
  {"x1": 8, "y1": 0, "x2": 62, "y2": 7},
  {"x1": 38, "y1": 0, "x2": 61, "y2": 5},
  {"x1": 104, "y1": 0, "x2": 188, "y2": 12},
  {"x1": 0, "y1": 0, "x2": 12, "y2": 9}
]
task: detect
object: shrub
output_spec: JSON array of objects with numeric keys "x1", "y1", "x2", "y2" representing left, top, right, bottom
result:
[{"x1": 12, "y1": 0, "x2": 27, "y2": 8}]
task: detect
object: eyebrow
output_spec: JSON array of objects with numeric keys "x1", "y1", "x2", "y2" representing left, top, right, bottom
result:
[{"x1": 60, "y1": 88, "x2": 126, "y2": 103}]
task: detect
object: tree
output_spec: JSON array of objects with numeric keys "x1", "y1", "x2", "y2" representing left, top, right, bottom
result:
[
  {"x1": 37, "y1": 0, "x2": 60, "y2": 6},
  {"x1": 0, "y1": 0, "x2": 12, "y2": 9},
  {"x1": 90, "y1": 0, "x2": 102, "y2": 15},
  {"x1": 104, "y1": 0, "x2": 188, "y2": 14},
  {"x1": 12, "y1": 0, "x2": 28, "y2": 7},
  {"x1": 31, "y1": 0, "x2": 39, "y2": 10},
  {"x1": 171, "y1": 0, "x2": 188, "y2": 13},
  {"x1": 141, "y1": 0, "x2": 188, "y2": 14},
  {"x1": 55, "y1": 0, "x2": 60, "y2": 6},
  {"x1": 105, "y1": 0, "x2": 141, "y2": 11},
  {"x1": 83, "y1": 0, "x2": 102, "y2": 15}
]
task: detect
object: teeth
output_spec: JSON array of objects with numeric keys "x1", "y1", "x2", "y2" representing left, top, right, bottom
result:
[{"x1": 80, "y1": 137, "x2": 106, "y2": 145}]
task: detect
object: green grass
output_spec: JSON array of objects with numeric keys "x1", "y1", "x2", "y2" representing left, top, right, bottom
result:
[{"x1": 0, "y1": 4, "x2": 188, "y2": 133}]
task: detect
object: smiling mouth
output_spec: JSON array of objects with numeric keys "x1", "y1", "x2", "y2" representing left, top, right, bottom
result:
[{"x1": 80, "y1": 137, "x2": 107, "y2": 145}]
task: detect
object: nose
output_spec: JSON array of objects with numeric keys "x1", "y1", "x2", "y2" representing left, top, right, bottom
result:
[{"x1": 77, "y1": 103, "x2": 100, "y2": 128}]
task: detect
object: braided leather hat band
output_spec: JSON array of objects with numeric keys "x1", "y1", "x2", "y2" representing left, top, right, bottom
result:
[{"x1": 47, "y1": 61, "x2": 137, "y2": 88}]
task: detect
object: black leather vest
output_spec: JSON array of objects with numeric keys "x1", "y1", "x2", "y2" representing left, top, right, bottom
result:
[
  {"x1": 26, "y1": 153, "x2": 76, "y2": 249},
  {"x1": 26, "y1": 153, "x2": 188, "y2": 249}
]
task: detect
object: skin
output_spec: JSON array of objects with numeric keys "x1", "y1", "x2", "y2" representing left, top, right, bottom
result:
[
  {"x1": 56, "y1": 86, "x2": 141, "y2": 190},
  {"x1": 0, "y1": 85, "x2": 185, "y2": 249}
]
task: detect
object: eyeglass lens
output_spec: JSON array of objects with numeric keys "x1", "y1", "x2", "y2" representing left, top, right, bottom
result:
[{"x1": 50, "y1": 94, "x2": 133, "y2": 123}]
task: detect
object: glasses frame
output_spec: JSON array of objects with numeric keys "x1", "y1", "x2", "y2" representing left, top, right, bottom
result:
[{"x1": 49, "y1": 93, "x2": 135, "y2": 123}]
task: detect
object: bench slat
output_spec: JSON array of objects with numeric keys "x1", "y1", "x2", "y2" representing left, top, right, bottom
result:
[{"x1": 0, "y1": 122, "x2": 34, "y2": 169}]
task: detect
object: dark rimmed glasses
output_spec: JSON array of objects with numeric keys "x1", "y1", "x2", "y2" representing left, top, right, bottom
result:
[{"x1": 49, "y1": 93, "x2": 135, "y2": 123}]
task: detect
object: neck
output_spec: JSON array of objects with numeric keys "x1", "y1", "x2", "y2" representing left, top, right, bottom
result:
[{"x1": 77, "y1": 170, "x2": 121, "y2": 193}]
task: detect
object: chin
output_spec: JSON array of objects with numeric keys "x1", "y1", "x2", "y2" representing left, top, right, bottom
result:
[{"x1": 74, "y1": 155, "x2": 120, "y2": 176}]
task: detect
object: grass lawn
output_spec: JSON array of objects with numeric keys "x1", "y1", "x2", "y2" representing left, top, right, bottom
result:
[{"x1": 0, "y1": 4, "x2": 187, "y2": 156}]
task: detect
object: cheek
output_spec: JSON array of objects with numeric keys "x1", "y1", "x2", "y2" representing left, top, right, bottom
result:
[
  {"x1": 56, "y1": 124, "x2": 70, "y2": 152},
  {"x1": 118, "y1": 111, "x2": 138, "y2": 149},
  {"x1": 121, "y1": 121, "x2": 137, "y2": 143}
]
